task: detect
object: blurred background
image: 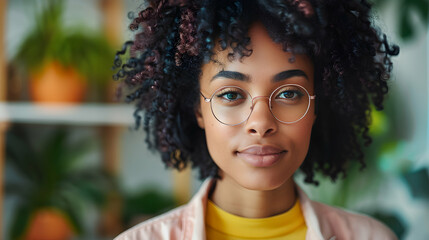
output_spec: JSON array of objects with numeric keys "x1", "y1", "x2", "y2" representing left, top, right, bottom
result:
[{"x1": 0, "y1": 0, "x2": 427, "y2": 239}]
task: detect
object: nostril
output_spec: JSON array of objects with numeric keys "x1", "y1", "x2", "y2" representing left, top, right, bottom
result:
[{"x1": 248, "y1": 128, "x2": 274, "y2": 135}]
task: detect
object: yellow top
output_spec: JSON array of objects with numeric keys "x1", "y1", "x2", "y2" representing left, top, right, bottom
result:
[{"x1": 205, "y1": 199, "x2": 307, "y2": 240}]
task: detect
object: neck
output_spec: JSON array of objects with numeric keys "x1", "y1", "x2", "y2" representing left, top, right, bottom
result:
[{"x1": 209, "y1": 176, "x2": 296, "y2": 218}]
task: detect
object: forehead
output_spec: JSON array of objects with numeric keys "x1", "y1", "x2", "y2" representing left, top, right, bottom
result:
[{"x1": 200, "y1": 23, "x2": 314, "y2": 84}]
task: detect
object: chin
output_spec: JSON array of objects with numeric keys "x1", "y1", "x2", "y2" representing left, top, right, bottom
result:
[{"x1": 234, "y1": 174, "x2": 290, "y2": 191}]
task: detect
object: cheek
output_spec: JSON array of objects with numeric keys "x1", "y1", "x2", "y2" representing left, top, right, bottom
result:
[
  {"x1": 201, "y1": 104, "x2": 238, "y2": 158},
  {"x1": 288, "y1": 112, "x2": 315, "y2": 159}
]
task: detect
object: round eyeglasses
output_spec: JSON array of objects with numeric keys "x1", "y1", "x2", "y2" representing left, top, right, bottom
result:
[{"x1": 200, "y1": 84, "x2": 316, "y2": 126}]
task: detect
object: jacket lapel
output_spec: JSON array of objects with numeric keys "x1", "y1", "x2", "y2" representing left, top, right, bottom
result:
[{"x1": 296, "y1": 184, "x2": 336, "y2": 240}]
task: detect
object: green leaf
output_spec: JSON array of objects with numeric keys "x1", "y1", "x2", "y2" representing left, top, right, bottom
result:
[
  {"x1": 5, "y1": 182, "x2": 36, "y2": 200},
  {"x1": 410, "y1": 0, "x2": 429, "y2": 23},
  {"x1": 38, "y1": 129, "x2": 67, "y2": 187},
  {"x1": 6, "y1": 129, "x2": 43, "y2": 184},
  {"x1": 60, "y1": 138, "x2": 96, "y2": 172},
  {"x1": 53, "y1": 191, "x2": 85, "y2": 234},
  {"x1": 123, "y1": 188, "x2": 176, "y2": 225},
  {"x1": 403, "y1": 168, "x2": 429, "y2": 199},
  {"x1": 371, "y1": 0, "x2": 389, "y2": 8},
  {"x1": 370, "y1": 212, "x2": 407, "y2": 239},
  {"x1": 64, "y1": 168, "x2": 112, "y2": 205},
  {"x1": 13, "y1": 0, "x2": 115, "y2": 87},
  {"x1": 14, "y1": 0, "x2": 64, "y2": 71},
  {"x1": 9, "y1": 203, "x2": 35, "y2": 240},
  {"x1": 55, "y1": 32, "x2": 116, "y2": 85},
  {"x1": 70, "y1": 181, "x2": 106, "y2": 206},
  {"x1": 399, "y1": 6, "x2": 414, "y2": 40}
]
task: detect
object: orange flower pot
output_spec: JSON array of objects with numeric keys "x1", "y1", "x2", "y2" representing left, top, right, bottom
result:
[
  {"x1": 24, "y1": 208, "x2": 74, "y2": 240},
  {"x1": 29, "y1": 61, "x2": 87, "y2": 103}
]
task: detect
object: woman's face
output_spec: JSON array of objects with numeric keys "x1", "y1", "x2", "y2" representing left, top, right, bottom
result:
[{"x1": 196, "y1": 23, "x2": 316, "y2": 191}]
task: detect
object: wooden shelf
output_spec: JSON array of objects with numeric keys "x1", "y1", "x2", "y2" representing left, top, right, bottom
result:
[{"x1": 0, "y1": 102, "x2": 135, "y2": 126}]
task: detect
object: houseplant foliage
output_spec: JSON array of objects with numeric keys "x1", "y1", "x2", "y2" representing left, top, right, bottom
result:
[
  {"x1": 297, "y1": 103, "x2": 408, "y2": 238},
  {"x1": 6, "y1": 126, "x2": 113, "y2": 239},
  {"x1": 372, "y1": 0, "x2": 428, "y2": 41},
  {"x1": 121, "y1": 187, "x2": 176, "y2": 228},
  {"x1": 14, "y1": 0, "x2": 115, "y2": 102}
]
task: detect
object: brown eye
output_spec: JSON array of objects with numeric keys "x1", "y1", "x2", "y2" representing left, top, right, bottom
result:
[
  {"x1": 277, "y1": 90, "x2": 302, "y2": 99},
  {"x1": 275, "y1": 87, "x2": 304, "y2": 101},
  {"x1": 214, "y1": 87, "x2": 246, "y2": 104}
]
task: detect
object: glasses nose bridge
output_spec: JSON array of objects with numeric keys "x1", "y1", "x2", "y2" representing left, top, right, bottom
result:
[{"x1": 251, "y1": 95, "x2": 271, "y2": 110}]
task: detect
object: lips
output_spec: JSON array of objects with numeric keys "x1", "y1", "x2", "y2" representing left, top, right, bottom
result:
[
  {"x1": 238, "y1": 145, "x2": 285, "y2": 155},
  {"x1": 236, "y1": 145, "x2": 287, "y2": 167}
]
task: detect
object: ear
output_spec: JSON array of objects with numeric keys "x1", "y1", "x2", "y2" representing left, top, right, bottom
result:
[{"x1": 195, "y1": 104, "x2": 205, "y2": 129}]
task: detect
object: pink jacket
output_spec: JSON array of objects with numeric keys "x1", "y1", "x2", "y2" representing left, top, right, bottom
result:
[{"x1": 115, "y1": 179, "x2": 397, "y2": 240}]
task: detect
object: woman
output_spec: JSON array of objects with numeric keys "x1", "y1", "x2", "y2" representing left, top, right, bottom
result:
[{"x1": 114, "y1": 0, "x2": 399, "y2": 239}]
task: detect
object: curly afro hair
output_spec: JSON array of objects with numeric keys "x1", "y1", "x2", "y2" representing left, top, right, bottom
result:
[{"x1": 113, "y1": 0, "x2": 399, "y2": 185}]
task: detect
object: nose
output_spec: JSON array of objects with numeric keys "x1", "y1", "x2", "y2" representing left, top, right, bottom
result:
[{"x1": 245, "y1": 96, "x2": 277, "y2": 137}]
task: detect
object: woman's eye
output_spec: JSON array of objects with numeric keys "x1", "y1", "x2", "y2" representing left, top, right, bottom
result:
[
  {"x1": 219, "y1": 92, "x2": 242, "y2": 101},
  {"x1": 280, "y1": 91, "x2": 295, "y2": 99},
  {"x1": 278, "y1": 90, "x2": 302, "y2": 99},
  {"x1": 214, "y1": 87, "x2": 246, "y2": 102}
]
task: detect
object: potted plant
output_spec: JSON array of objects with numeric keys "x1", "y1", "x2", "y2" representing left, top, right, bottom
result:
[
  {"x1": 14, "y1": 0, "x2": 115, "y2": 103},
  {"x1": 5, "y1": 126, "x2": 113, "y2": 239},
  {"x1": 121, "y1": 187, "x2": 176, "y2": 228}
]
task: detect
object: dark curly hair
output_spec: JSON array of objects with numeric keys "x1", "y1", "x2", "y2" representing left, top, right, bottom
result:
[{"x1": 113, "y1": 0, "x2": 399, "y2": 185}]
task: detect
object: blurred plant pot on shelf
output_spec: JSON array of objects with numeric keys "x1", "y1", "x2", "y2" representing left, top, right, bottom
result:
[
  {"x1": 25, "y1": 208, "x2": 73, "y2": 240},
  {"x1": 30, "y1": 61, "x2": 87, "y2": 103},
  {"x1": 6, "y1": 127, "x2": 113, "y2": 239},
  {"x1": 13, "y1": 0, "x2": 115, "y2": 103}
]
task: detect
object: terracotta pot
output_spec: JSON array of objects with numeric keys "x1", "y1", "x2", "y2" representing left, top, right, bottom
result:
[
  {"x1": 25, "y1": 208, "x2": 74, "y2": 240},
  {"x1": 29, "y1": 61, "x2": 87, "y2": 103}
]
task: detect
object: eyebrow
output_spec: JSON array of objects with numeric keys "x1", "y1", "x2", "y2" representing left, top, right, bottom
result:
[
  {"x1": 272, "y1": 69, "x2": 308, "y2": 82},
  {"x1": 211, "y1": 71, "x2": 250, "y2": 82},
  {"x1": 211, "y1": 69, "x2": 308, "y2": 82}
]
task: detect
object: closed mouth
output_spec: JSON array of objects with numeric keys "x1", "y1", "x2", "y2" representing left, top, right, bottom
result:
[
  {"x1": 236, "y1": 145, "x2": 287, "y2": 155},
  {"x1": 235, "y1": 145, "x2": 287, "y2": 167}
]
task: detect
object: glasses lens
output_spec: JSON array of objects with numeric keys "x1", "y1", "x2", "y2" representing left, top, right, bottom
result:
[
  {"x1": 211, "y1": 87, "x2": 252, "y2": 125},
  {"x1": 270, "y1": 84, "x2": 310, "y2": 123}
]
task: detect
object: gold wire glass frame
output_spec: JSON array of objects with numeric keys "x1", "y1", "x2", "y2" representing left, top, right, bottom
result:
[{"x1": 200, "y1": 84, "x2": 316, "y2": 126}]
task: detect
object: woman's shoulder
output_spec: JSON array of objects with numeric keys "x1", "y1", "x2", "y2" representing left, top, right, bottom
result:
[
  {"x1": 114, "y1": 179, "x2": 214, "y2": 240},
  {"x1": 309, "y1": 200, "x2": 398, "y2": 240},
  {"x1": 113, "y1": 204, "x2": 192, "y2": 240},
  {"x1": 113, "y1": 179, "x2": 214, "y2": 240}
]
